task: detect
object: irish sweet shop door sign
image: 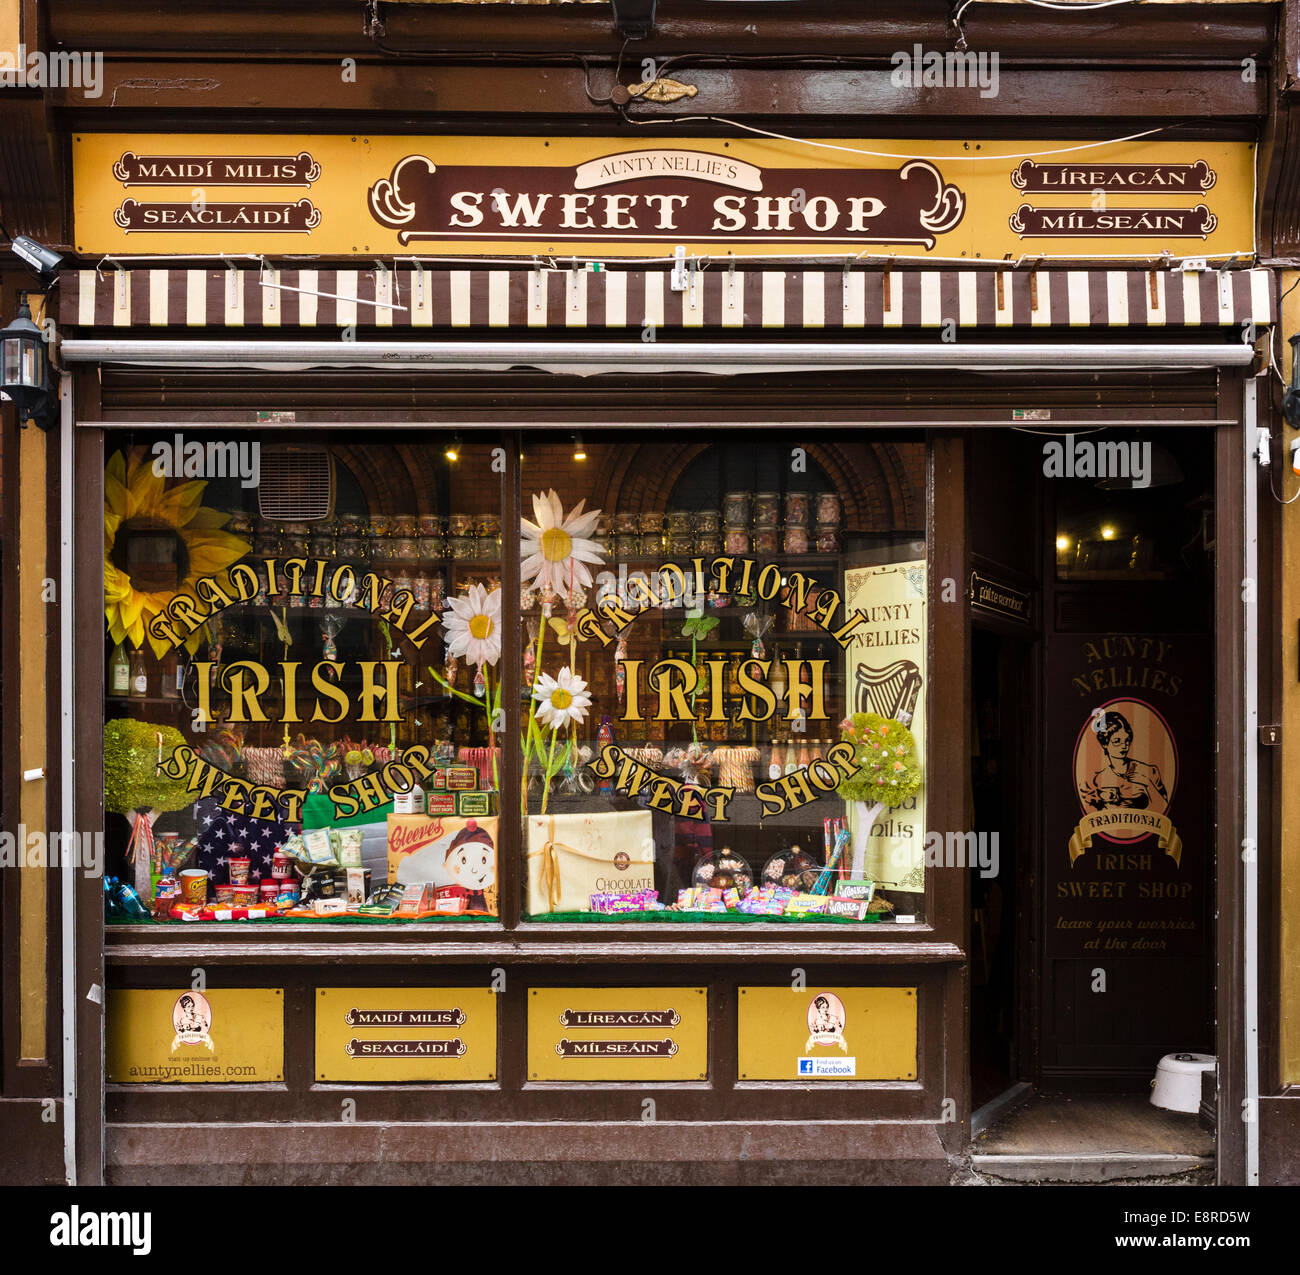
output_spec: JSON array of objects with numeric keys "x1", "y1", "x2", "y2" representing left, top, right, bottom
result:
[{"x1": 1039, "y1": 634, "x2": 1213, "y2": 1086}]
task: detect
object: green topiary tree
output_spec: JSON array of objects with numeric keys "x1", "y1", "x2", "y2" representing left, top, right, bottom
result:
[
  {"x1": 835, "y1": 712, "x2": 923, "y2": 879},
  {"x1": 105, "y1": 718, "x2": 196, "y2": 897},
  {"x1": 104, "y1": 718, "x2": 194, "y2": 816}
]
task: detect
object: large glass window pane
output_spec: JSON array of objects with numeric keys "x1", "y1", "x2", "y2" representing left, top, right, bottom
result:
[
  {"x1": 519, "y1": 434, "x2": 928, "y2": 925},
  {"x1": 101, "y1": 432, "x2": 503, "y2": 924}
]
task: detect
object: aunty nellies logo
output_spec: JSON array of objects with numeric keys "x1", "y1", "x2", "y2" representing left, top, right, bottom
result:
[
  {"x1": 798, "y1": 992, "x2": 856, "y2": 1077},
  {"x1": 171, "y1": 991, "x2": 214, "y2": 1054},
  {"x1": 1070, "y1": 700, "x2": 1183, "y2": 866}
]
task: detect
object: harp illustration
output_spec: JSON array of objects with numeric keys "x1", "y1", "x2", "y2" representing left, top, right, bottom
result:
[{"x1": 854, "y1": 660, "x2": 922, "y2": 726}]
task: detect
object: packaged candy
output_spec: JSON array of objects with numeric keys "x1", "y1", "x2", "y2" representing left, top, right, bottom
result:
[
  {"x1": 346, "y1": 867, "x2": 371, "y2": 907},
  {"x1": 301, "y1": 828, "x2": 338, "y2": 866},
  {"x1": 837, "y1": 879, "x2": 876, "y2": 902},
  {"x1": 825, "y1": 895, "x2": 869, "y2": 920},
  {"x1": 337, "y1": 828, "x2": 364, "y2": 868},
  {"x1": 396, "y1": 882, "x2": 435, "y2": 916},
  {"x1": 788, "y1": 893, "x2": 828, "y2": 916},
  {"x1": 456, "y1": 790, "x2": 493, "y2": 817}
]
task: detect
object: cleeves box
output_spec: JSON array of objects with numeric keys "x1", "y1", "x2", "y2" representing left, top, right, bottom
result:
[{"x1": 387, "y1": 814, "x2": 499, "y2": 915}]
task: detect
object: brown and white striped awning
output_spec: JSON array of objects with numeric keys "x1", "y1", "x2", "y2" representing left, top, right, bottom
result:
[{"x1": 58, "y1": 265, "x2": 1275, "y2": 331}]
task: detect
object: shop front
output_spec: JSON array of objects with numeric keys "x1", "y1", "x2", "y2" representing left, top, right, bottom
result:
[{"x1": 28, "y1": 120, "x2": 1274, "y2": 1183}]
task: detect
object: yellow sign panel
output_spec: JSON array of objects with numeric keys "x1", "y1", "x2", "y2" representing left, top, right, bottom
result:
[
  {"x1": 0, "y1": 0, "x2": 19, "y2": 62},
  {"x1": 106, "y1": 988, "x2": 283, "y2": 1084},
  {"x1": 737, "y1": 986, "x2": 917, "y2": 1081},
  {"x1": 528, "y1": 987, "x2": 707, "y2": 1081},
  {"x1": 73, "y1": 134, "x2": 1254, "y2": 258},
  {"x1": 315, "y1": 987, "x2": 497, "y2": 1081}
]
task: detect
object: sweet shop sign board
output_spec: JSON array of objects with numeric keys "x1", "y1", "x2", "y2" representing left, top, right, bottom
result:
[
  {"x1": 106, "y1": 988, "x2": 284, "y2": 1084},
  {"x1": 737, "y1": 986, "x2": 916, "y2": 1081},
  {"x1": 73, "y1": 134, "x2": 1253, "y2": 258},
  {"x1": 315, "y1": 987, "x2": 497, "y2": 1081},
  {"x1": 527, "y1": 987, "x2": 707, "y2": 1081}
]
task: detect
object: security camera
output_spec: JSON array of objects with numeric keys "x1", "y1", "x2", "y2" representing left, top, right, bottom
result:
[{"x1": 10, "y1": 236, "x2": 63, "y2": 282}]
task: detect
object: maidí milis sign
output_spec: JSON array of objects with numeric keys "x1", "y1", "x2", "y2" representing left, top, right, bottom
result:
[{"x1": 72, "y1": 135, "x2": 1254, "y2": 257}]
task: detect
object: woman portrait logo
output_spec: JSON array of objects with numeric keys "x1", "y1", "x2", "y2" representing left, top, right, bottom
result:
[
  {"x1": 170, "y1": 991, "x2": 214, "y2": 1053},
  {"x1": 1069, "y1": 699, "x2": 1182, "y2": 865},
  {"x1": 805, "y1": 992, "x2": 848, "y2": 1054}
]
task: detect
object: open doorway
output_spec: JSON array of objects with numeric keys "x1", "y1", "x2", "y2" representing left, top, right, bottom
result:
[{"x1": 968, "y1": 427, "x2": 1218, "y2": 1181}]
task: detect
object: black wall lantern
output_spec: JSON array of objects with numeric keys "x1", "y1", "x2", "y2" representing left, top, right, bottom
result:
[
  {"x1": 0, "y1": 297, "x2": 54, "y2": 429},
  {"x1": 1285, "y1": 333, "x2": 1300, "y2": 430}
]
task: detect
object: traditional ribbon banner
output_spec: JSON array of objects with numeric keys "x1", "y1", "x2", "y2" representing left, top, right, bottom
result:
[{"x1": 1068, "y1": 809, "x2": 1183, "y2": 866}]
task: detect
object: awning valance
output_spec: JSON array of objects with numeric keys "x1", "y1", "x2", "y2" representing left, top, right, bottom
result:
[{"x1": 58, "y1": 265, "x2": 1274, "y2": 332}]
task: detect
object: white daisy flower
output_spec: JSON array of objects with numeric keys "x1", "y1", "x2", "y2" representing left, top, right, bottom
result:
[
  {"x1": 520, "y1": 489, "x2": 604, "y2": 597},
  {"x1": 442, "y1": 584, "x2": 502, "y2": 668},
  {"x1": 533, "y1": 666, "x2": 592, "y2": 730}
]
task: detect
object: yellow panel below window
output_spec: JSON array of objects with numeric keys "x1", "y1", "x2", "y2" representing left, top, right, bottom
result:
[
  {"x1": 107, "y1": 988, "x2": 283, "y2": 1083},
  {"x1": 528, "y1": 987, "x2": 707, "y2": 1081},
  {"x1": 737, "y1": 986, "x2": 917, "y2": 1081},
  {"x1": 315, "y1": 987, "x2": 497, "y2": 1081}
]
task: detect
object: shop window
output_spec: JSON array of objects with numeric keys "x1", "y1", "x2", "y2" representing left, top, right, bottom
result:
[
  {"x1": 103, "y1": 433, "x2": 504, "y2": 923},
  {"x1": 100, "y1": 430, "x2": 928, "y2": 929},
  {"x1": 519, "y1": 435, "x2": 929, "y2": 925}
]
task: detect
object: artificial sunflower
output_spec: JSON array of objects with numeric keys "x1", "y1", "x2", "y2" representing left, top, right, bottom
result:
[{"x1": 104, "y1": 447, "x2": 251, "y2": 658}]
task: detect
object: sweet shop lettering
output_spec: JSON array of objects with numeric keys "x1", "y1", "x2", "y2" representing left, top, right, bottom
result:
[
  {"x1": 587, "y1": 744, "x2": 732, "y2": 822},
  {"x1": 161, "y1": 742, "x2": 440, "y2": 822}
]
